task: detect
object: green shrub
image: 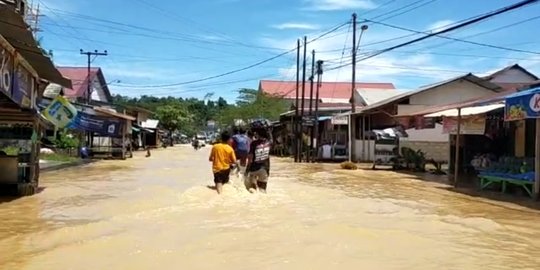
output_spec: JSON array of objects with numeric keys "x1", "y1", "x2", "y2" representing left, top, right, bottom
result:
[
  {"x1": 54, "y1": 131, "x2": 79, "y2": 149},
  {"x1": 0, "y1": 146, "x2": 19, "y2": 155}
]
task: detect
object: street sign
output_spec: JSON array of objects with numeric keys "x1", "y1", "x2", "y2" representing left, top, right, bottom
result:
[{"x1": 331, "y1": 115, "x2": 348, "y2": 125}]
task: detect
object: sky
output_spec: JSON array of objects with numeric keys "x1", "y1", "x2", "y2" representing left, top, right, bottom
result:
[{"x1": 34, "y1": 0, "x2": 540, "y2": 102}]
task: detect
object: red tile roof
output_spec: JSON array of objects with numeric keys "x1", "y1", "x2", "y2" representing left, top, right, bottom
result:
[
  {"x1": 259, "y1": 80, "x2": 395, "y2": 100},
  {"x1": 57, "y1": 67, "x2": 100, "y2": 98}
]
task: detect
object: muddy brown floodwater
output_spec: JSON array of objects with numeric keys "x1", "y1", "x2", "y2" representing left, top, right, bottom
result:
[{"x1": 1, "y1": 145, "x2": 540, "y2": 269}]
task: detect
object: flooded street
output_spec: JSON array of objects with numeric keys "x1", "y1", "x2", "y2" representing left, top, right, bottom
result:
[{"x1": 1, "y1": 146, "x2": 540, "y2": 270}]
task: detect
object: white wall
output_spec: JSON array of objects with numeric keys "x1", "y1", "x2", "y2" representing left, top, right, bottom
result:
[
  {"x1": 354, "y1": 139, "x2": 375, "y2": 161},
  {"x1": 490, "y1": 68, "x2": 537, "y2": 83},
  {"x1": 91, "y1": 78, "x2": 109, "y2": 102},
  {"x1": 409, "y1": 80, "x2": 495, "y2": 106}
]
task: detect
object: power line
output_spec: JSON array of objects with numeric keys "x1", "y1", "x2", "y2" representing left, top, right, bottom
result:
[
  {"x1": 414, "y1": 13, "x2": 540, "y2": 51},
  {"x1": 370, "y1": 0, "x2": 439, "y2": 21},
  {"x1": 114, "y1": 21, "x2": 350, "y2": 88},
  {"x1": 366, "y1": 18, "x2": 540, "y2": 56},
  {"x1": 328, "y1": 0, "x2": 540, "y2": 72}
]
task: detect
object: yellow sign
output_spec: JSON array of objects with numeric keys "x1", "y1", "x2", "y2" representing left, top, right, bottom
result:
[{"x1": 42, "y1": 96, "x2": 78, "y2": 128}]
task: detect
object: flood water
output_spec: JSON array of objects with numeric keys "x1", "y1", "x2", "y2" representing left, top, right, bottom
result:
[{"x1": 1, "y1": 145, "x2": 540, "y2": 269}]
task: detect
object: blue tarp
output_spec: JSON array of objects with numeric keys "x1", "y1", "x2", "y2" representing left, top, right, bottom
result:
[{"x1": 505, "y1": 87, "x2": 540, "y2": 121}]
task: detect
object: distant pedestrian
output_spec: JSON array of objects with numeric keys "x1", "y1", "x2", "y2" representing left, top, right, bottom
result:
[{"x1": 209, "y1": 131, "x2": 237, "y2": 194}]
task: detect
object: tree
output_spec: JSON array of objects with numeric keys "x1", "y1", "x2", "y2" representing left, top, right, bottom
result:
[
  {"x1": 219, "y1": 88, "x2": 288, "y2": 127},
  {"x1": 155, "y1": 105, "x2": 192, "y2": 139}
]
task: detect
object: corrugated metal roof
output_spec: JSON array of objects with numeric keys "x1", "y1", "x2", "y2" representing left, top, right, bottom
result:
[
  {"x1": 395, "y1": 89, "x2": 516, "y2": 117},
  {"x1": 259, "y1": 80, "x2": 395, "y2": 100},
  {"x1": 425, "y1": 104, "x2": 505, "y2": 117},
  {"x1": 0, "y1": 6, "x2": 71, "y2": 88},
  {"x1": 356, "y1": 88, "x2": 403, "y2": 105},
  {"x1": 353, "y1": 73, "x2": 502, "y2": 115}
]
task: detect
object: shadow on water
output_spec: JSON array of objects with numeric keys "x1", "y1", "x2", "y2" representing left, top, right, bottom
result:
[
  {"x1": 437, "y1": 186, "x2": 540, "y2": 211},
  {"x1": 392, "y1": 169, "x2": 540, "y2": 211},
  {"x1": 0, "y1": 187, "x2": 47, "y2": 205}
]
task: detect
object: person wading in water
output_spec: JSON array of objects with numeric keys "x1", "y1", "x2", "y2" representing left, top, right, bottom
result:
[
  {"x1": 209, "y1": 131, "x2": 237, "y2": 194},
  {"x1": 245, "y1": 120, "x2": 272, "y2": 193},
  {"x1": 231, "y1": 127, "x2": 251, "y2": 177}
]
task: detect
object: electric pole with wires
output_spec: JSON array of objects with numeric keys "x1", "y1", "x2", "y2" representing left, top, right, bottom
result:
[
  {"x1": 80, "y1": 49, "x2": 108, "y2": 148},
  {"x1": 350, "y1": 13, "x2": 357, "y2": 162},
  {"x1": 80, "y1": 49, "x2": 108, "y2": 104}
]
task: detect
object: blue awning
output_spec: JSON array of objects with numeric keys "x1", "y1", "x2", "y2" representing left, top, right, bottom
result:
[
  {"x1": 318, "y1": 116, "x2": 332, "y2": 121},
  {"x1": 505, "y1": 87, "x2": 540, "y2": 121}
]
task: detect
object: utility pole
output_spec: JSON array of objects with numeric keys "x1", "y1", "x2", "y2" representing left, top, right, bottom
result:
[
  {"x1": 294, "y1": 39, "x2": 300, "y2": 163},
  {"x1": 80, "y1": 49, "x2": 107, "y2": 149},
  {"x1": 300, "y1": 36, "x2": 307, "y2": 162},
  {"x1": 350, "y1": 13, "x2": 357, "y2": 162},
  {"x1": 80, "y1": 49, "x2": 108, "y2": 104},
  {"x1": 308, "y1": 50, "x2": 315, "y2": 162},
  {"x1": 314, "y1": 60, "x2": 323, "y2": 162},
  {"x1": 26, "y1": 3, "x2": 42, "y2": 38}
]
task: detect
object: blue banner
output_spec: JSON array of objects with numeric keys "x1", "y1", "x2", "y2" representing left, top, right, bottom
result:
[
  {"x1": 505, "y1": 87, "x2": 540, "y2": 121},
  {"x1": 67, "y1": 112, "x2": 124, "y2": 137}
]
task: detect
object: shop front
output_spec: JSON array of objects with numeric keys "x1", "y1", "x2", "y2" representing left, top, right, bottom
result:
[{"x1": 0, "y1": 6, "x2": 71, "y2": 195}]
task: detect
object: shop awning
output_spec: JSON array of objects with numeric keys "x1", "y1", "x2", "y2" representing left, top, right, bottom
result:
[
  {"x1": 318, "y1": 116, "x2": 332, "y2": 121},
  {"x1": 0, "y1": 6, "x2": 72, "y2": 88},
  {"x1": 94, "y1": 107, "x2": 136, "y2": 121},
  {"x1": 425, "y1": 104, "x2": 505, "y2": 117},
  {"x1": 132, "y1": 126, "x2": 140, "y2": 132},
  {"x1": 505, "y1": 86, "x2": 540, "y2": 121}
]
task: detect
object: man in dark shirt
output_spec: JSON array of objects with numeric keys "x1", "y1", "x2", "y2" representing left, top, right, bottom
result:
[{"x1": 245, "y1": 126, "x2": 271, "y2": 193}]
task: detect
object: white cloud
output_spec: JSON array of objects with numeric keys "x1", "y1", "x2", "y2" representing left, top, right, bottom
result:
[
  {"x1": 260, "y1": 27, "x2": 479, "y2": 88},
  {"x1": 426, "y1": 20, "x2": 455, "y2": 32},
  {"x1": 305, "y1": 0, "x2": 376, "y2": 11},
  {"x1": 272, "y1": 23, "x2": 320, "y2": 30}
]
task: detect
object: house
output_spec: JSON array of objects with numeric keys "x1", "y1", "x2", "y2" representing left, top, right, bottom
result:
[
  {"x1": 44, "y1": 67, "x2": 113, "y2": 104},
  {"x1": 262, "y1": 80, "x2": 397, "y2": 160},
  {"x1": 483, "y1": 64, "x2": 539, "y2": 91},
  {"x1": 259, "y1": 80, "x2": 395, "y2": 106},
  {"x1": 349, "y1": 73, "x2": 503, "y2": 162}
]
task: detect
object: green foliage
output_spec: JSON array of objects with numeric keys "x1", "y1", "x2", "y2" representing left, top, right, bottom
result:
[
  {"x1": 111, "y1": 88, "x2": 287, "y2": 133},
  {"x1": 219, "y1": 88, "x2": 288, "y2": 126},
  {"x1": 0, "y1": 146, "x2": 19, "y2": 155},
  {"x1": 401, "y1": 147, "x2": 426, "y2": 172},
  {"x1": 41, "y1": 153, "x2": 79, "y2": 162},
  {"x1": 53, "y1": 131, "x2": 79, "y2": 149},
  {"x1": 155, "y1": 105, "x2": 192, "y2": 132}
]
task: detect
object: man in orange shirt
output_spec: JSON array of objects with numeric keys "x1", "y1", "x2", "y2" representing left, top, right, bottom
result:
[{"x1": 209, "y1": 131, "x2": 237, "y2": 194}]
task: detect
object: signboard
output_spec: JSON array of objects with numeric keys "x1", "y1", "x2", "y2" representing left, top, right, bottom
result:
[
  {"x1": 302, "y1": 115, "x2": 316, "y2": 126},
  {"x1": 1, "y1": 46, "x2": 36, "y2": 109},
  {"x1": 442, "y1": 116, "x2": 486, "y2": 135},
  {"x1": 42, "y1": 96, "x2": 124, "y2": 137},
  {"x1": 505, "y1": 89, "x2": 540, "y2": 121},
  {"x1": 69, "y1": 112, "x2": 124, "y2": 137},
  {"x1": 12, "y1": 65, "x2": 33, "y2": 108},
  {"x1": 42, "y1": 96, "x2": 79, "y2": 128},
  {"x1": 1, "y1": 48, "x2": 13, "y2": 98},
  {"x1": 331, "y1": 115, "x2": 348, "y2": 125}
]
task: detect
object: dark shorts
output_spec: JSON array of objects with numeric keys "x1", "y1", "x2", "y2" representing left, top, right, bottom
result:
[
  {"x1": 235, "y1": 150, "x2": 248, "y2": 160},
  {"x1": 235, "y1": 150, "x2": 249, "y2": 165},
  {"x1": 213, "y1": 169, "x2": 231, "y2": 184}
]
